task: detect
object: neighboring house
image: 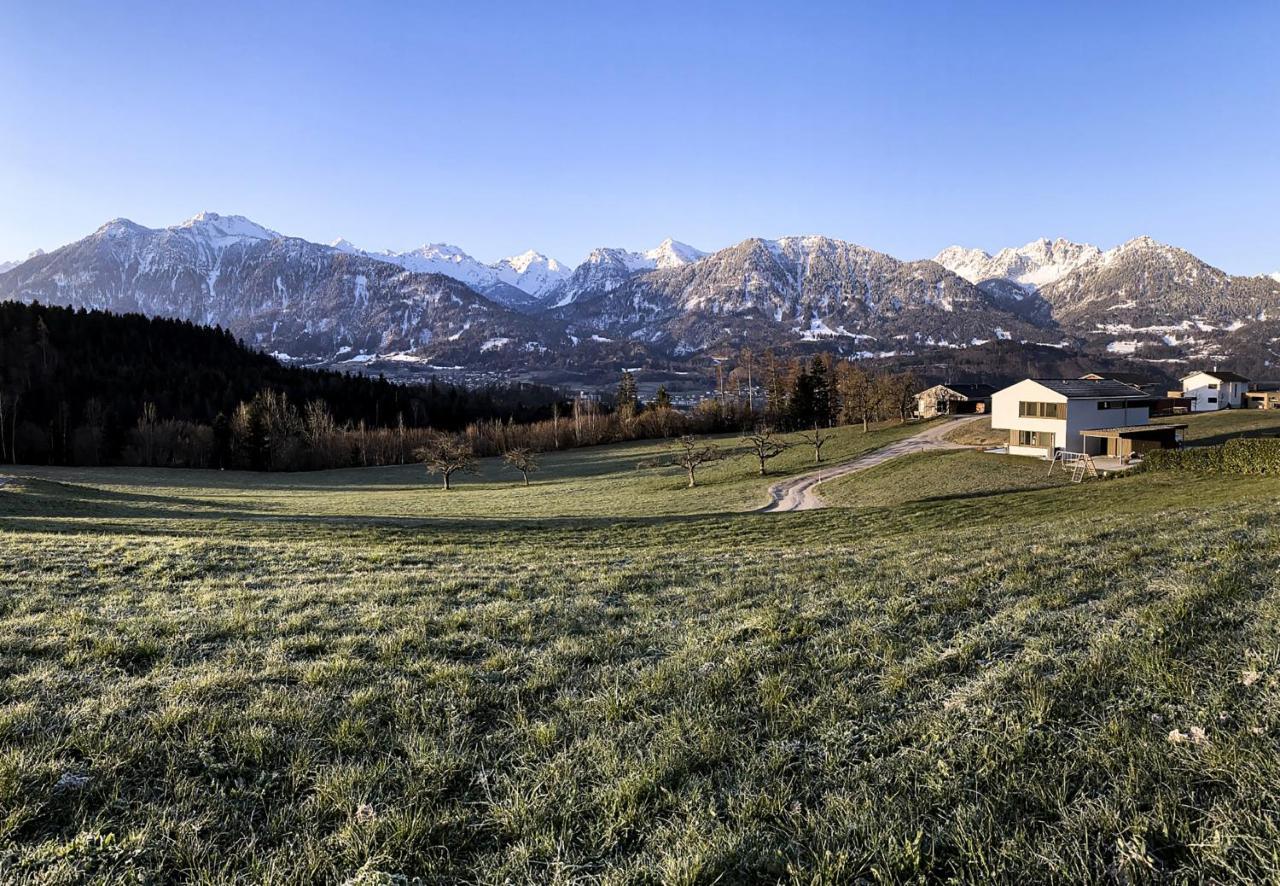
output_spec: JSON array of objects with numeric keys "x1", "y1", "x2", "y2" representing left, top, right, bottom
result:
[
  {"x1": 1081, "y1": 370, "x2": 1196, "y2": 414},
  {"x1": 1244, "y1": 383, "x2": 1280, "y2": 410},
  {"x1": 991, "y1": 378, "x2": 1169, "y2": 458},
  {"x1": 913, "y1": 383, "x2": 996, "y2": 419},
  {"x1": 1177, "y1": 370, "x2": 1250, "y2": 412}
]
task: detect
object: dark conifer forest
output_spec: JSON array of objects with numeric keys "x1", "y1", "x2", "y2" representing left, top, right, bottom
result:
[{"x1": 0, "y1": 302, "x2": 564, "y2": 468}]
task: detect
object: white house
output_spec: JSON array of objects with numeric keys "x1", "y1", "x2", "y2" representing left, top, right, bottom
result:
[
  {"x1": 1178, "y1": 370, "x2": 1249, "y2": 412},
  {"x1": 991, "y1": 378, "x2": 1158, "y2": 458}
]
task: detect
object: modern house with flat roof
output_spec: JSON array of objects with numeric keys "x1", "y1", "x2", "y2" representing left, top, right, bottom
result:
[
  {"x1": 991, "y1": 378, "x2": 1182, "y2": 459},
  {"x1": 1177, "y1": 370, "x2": 1250, "y2": 412},
  {"x1": 913, "y1": 383, "x2": 996, "y2": 419}
]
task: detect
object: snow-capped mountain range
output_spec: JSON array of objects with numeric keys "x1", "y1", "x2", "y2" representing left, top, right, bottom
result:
[
  {"x1": 934, "y1": 238, "x2": 1103, "y2": 294},
  {"x1": 1, "y1": 211, "x2": 1277, "y2": 372},
  {"x1": 330, "y1": 239, "x2": 572, "y2": 308}
]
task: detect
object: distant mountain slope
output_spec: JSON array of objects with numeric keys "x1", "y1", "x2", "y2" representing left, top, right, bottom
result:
[
  {"x1": 542, "y1": 239, "x2": 706, "y2": 308},
  {"x1": 555, "y1": 235, "x2": 1044, "y2": 354},
  {"x1": 1040, "y1": 237, "x2": 1280, "y2": 328},
  {"x1": 331, "y1": 239, "x2": 569, "y2": 307},
  {"x1": 936, "y1": 235, "x2": 1280, "y2": 364},
  {"x1": 0, "y1": 213, "x2": 565, "y2": 361}
]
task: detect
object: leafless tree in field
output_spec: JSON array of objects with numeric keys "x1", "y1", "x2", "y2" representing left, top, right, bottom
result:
[
  {"x1": 414, "y1": 434, "x2": 478, "y2": 490},
  {"x1": 503, "y1": 447, "x2": 539, "y2": 486},
  {"x1": 672, "y1": 434, "x2": 722, "y2": 488},
  {"x1": 799, "y1": 423, "x2": 831, "y2": 464},
  {"x1": 742, "y1": 425, "x2": 787, "y2": 475}
]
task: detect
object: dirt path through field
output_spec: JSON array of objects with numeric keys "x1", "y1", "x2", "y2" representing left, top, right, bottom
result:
[{"x1": 760, "y1": 416, "x2": 982, "y2": 512}]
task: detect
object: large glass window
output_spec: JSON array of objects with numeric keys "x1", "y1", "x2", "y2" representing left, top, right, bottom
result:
[{"x1": 1018, "y1": 401, "x2": 1062, "y2": 418}]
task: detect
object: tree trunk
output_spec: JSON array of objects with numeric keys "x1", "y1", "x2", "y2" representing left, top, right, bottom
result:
[
  {"x1": 686, "y1": 466, "x2": 696, "y2": 488},
  {"x1": 522, "y1": 471, "x2": 529, "y2": 487},
  {"x1": 758, "y1": 456, "x2": 766, "y2": 476},
  {"x1": 442, "y1": 471, "x2": 451, "y2": 490}
]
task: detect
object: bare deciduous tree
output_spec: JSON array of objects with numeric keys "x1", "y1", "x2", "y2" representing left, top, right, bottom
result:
[
  {"x1": 742, "y1": 425, "x2": 787, "y2": 476},
  {"x1": 502, "y1": 447, "x2": 539, "y2": 486},
  {"x1": 673, "y1": 434, "x2": 722, "y2": 488},
  {"x1": 415, "y1": 434, "x2": 478, "y2": 490},
  {"x1": 799, "y1": 423, "x2": 831, "y2": 464}
]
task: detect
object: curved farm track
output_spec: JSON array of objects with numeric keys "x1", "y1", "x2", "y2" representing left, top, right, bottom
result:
[{"x1": 760, "y1": 416, "x2": 983, "y2": 512}]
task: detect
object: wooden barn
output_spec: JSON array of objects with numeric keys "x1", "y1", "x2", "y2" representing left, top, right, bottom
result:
[{"x1": 913, "y1": 383, "x2": 996, "y2": 419}]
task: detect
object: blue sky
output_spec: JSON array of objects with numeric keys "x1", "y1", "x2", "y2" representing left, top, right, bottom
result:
[{"x1": 1, "y1": 1, "x2": 1277, "y2": 273}]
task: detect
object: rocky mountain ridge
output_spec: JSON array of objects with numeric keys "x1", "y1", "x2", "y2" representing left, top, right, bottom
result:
[{"x1": 2, "y1": 212, "x2": 1276, "y2": 372}]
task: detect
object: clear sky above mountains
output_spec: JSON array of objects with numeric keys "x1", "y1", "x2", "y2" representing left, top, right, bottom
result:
[{"x1": 1, "y1": 0, "x2": 1276, "y2": 273}]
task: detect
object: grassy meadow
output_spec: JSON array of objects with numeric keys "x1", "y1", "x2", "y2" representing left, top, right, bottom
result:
[{"x1": 3, "y1": 412, "x2": 1280, "y2": 883}]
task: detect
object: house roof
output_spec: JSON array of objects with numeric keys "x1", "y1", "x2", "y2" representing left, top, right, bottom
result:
[
  {"x1": 1183, "y1": 370, "x2": 1250, "y2": 383},
  {"x1": 1080, "y1": 423, "x2": 1188, "y2": 436},
  {"x1": 1028, "y1": 378, "x2": 1152, "y2": 399},
  {"x1": 1079, "y1": 372, "x2": 1156, "y2": 386}
]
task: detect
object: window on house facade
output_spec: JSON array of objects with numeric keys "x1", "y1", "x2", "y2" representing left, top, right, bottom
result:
[
  {"x1": 1018, "y1": 401, "x2": 1062, "y2": 418},
  {"x1": 1017, "y1": 430, "x2": 1052, "y2": 447},
  {"x1": 1208, "y1": 383, "x2": 1219, "y2": 389}
]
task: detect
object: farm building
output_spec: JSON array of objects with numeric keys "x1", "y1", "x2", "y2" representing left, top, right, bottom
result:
[
  {"x1": 1176, "y1": 370, "x2": 1250, "y2": 412},
  {"x1": 913, "y1": 383, "x2": 996, "y2": 419},
  {"x1": 991, "y1": 378, "x2": 1165, "y2": 458}
]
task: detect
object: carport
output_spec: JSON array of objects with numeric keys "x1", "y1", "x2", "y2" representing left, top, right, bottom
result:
[{"x1": 1079, "y1": 424, "x2": 1186, "y2": 460}]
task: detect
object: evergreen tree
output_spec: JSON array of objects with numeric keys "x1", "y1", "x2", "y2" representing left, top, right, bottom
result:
[
  {"x1": 616, "y1": 370, "x2": 639, "y2": 418},
  {"x1": 809, "y1": 356, "x2": 831, "y2": 427},
  {"x1": 789, "y1": 365, "x2": 816, "y2": 430}
]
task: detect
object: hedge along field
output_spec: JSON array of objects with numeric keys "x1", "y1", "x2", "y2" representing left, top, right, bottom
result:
[
  {"x1": 2, "y1": 453, "x2": 1280, "y2": 881},
  {"x1": 1143, "y1": 437, "x2": 1280, "y2": 474}
]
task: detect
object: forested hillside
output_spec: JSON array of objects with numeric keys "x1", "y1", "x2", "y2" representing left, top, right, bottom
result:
[{"x1": 0, "y1": 302, "x2": 563, "y2": 467}]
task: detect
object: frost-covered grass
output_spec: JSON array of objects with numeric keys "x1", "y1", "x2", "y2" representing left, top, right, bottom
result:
[
  {"x1": 2, "y1": 439, "x2": 1280, "y2": 882},
  {"x1": 7, "y1": 419, "x2": 926, "y2": 522},
  {"x1": 820, "y1": 449, "x2": 1073, "y2": 508}
]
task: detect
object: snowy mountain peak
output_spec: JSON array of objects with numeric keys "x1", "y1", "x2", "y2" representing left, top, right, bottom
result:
[
  {"x1": 401, "y1": 243, "x2": 474, "y2": 264},
  {"x1": 323, "y1": 239, "x2": 569, "y2": 303},
  {"x1": 1270, "y1": 271, "x2": 1280, "y2": 283},
  {"x1": 95, "y1": 218, "x2": 150, "y2": 238},
  {"x1": 174, "y1": 212, "x2": 280, "y2": 243},
  {"x1": 644, "y1": 238, "x2": 706, "y2": 269},
  {"x1": 933, "y1": 237, "x2": 1102, "y2": 292},
  {"x1": 502, "y1": 249, "x2": 563, "y2": 275},
  {"x1": 493, "y1": 250, "x2": 571, "y2": 297}
]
